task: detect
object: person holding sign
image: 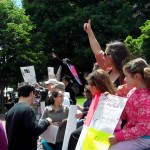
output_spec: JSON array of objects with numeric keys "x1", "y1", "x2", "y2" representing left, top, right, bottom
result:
[
  {"x1": 40, "y1": 91, "x2": 69, "y2": 150},
  {"x1": 108, "y1": 58, "x2": 150, "y2": 150},
  {"x1": 68, "y1": 69, "x2": 116, "y2": 150}
]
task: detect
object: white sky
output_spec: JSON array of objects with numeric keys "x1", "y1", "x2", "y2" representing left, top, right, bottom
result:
[{"x1": 14, "y1": 0, "x2": 22, "y2": 7}]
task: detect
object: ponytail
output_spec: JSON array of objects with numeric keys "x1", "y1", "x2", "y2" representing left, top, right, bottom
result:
[{"x1": 144, "y1": 67, "x2": 150, "y2": 90}]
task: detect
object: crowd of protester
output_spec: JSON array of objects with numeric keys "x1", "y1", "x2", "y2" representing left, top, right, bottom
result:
[{"x1": 0, "y1": 19, "x2": 150, "y2": 150}]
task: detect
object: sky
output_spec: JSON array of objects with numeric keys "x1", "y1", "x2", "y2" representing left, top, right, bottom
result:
[{"x1": 14, "y1": 0, "x2": 22, "y2": 7}]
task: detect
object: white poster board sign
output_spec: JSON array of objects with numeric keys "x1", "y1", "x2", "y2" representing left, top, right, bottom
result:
[
  {"x1": 62, "y1": 105, "x2": 77, "y2": 150},
  {"x1": 48, "y1": 67, "x2": 55, "y2": 79},
  {"x1": 76, "y1": 94, "x2": 127, "y2": 150},
  {"x1": 40, "y1": 101, "x2": 45, "y2": 114},
  {"x1": 90, "y1": 94, "x2": 127, "y2": 134},
  {"x1": 40, "y1": 125, "x2": 59, "y2": 144},
  {"x1": 20, "y1": 66, "x2": 37, "y2": 84}
]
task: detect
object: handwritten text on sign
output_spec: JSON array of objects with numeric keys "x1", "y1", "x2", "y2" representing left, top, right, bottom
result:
[
  {"x1": 90, "y1": 94, "x2": 127, "y2": 134},
  {"x1": 82, "y1": 128, "x2": 111, "y2": 150}
]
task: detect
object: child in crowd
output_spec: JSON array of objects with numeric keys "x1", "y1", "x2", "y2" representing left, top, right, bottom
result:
[
  {"x1": 76, "y1": 85, "x2": 92, "y2": 128},
  {"x1": 109, "y1": 58, "x2": 150, "y2": 150},
  {"x1": 77, "y1": 85, "x2": 92, "y2": 111},
  {"x1": 67, "y1": 69, "x2": 116, "y2": 150}
]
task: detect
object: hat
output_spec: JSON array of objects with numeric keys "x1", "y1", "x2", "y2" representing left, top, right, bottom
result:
[
  {"x1": 44, "y1": 79, "x2": 58, "y2": 85},
  {"x1": 54, "y1": 82, "x2": 65, "y2": 90},
  {"x1": 62, "y1": 75, "x2": 71, "y2": 82}
]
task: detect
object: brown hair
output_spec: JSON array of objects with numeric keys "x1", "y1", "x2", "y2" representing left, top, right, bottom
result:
[
  {"x1": 106, "y1": 41, "x2": 130, "y2": 83},
  {"x1": 84, "y1": 85, "x2": 92, "y2": 99},
  {"x1": 86, "y1": 69, "x2": 116, "y2": 94},
  {"x1": 123, "y1": 58, "x2": 150, "y2": 90}
]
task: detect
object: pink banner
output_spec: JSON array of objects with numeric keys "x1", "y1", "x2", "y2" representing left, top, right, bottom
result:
[
  {"x1": 84, "y1": 93, "x2": 101, "y2": 126},
  {"x1": 66, "y1": 63, "x2": 82, "y2": 85}
]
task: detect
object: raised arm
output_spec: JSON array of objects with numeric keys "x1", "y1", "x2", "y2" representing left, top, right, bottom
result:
[
  {"x1": 84, "y1": 19, "x2": 102, "y2": 55},
  {"x1": 84, "y1": 20, "x2": 106, "y2": 70}
]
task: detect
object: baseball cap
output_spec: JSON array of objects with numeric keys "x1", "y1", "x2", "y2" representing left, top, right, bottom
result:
[
  {"x1": 54, "y1": 82, "x2": 65, "y2": 90},
  {"x1": 44, "y1": 79, "x2": 58, "y2": 85}
]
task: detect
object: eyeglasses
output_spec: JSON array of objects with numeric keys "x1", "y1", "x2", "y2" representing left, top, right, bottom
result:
[
  {"x1": 57, "y1": 95, "x2": 64, "y2": 97},
  {"x1": 104, "y1": 52, "x2": 111, "y2": 57}
]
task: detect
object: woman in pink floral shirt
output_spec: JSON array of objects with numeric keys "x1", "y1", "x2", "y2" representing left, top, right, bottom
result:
[{"x1": 108, "y1": 58, "x2": 150, "y2": 150}]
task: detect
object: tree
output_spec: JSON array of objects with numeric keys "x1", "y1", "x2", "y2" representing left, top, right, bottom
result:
[
  {"x1": 23, "y1": 0, "x2": 149, "y2": 75},
  {"x1": 125, "y1": 20, "x2": 150, "y2": 62},
  {"x1": 0, "y1": 0, "x2": 34, "y2": 87}
]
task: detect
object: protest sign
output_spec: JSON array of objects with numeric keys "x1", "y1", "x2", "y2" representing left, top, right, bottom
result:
[
  {"x1": 20, "y1": 66, "x2": 37, "y2": 84},
  {"x1": 82, "y1": 128, "x2": 111, "y2": 150},
  {"x1": 76, "y1": 94, "x2": 127, "y2": 150},
  {"x1": 62, "y1": 105, "x2": 77, "y2": 150},
  {"x1": 40, "y1": 125, "x2": 59, "y2": 144},
  {"x1": 48, "y1": 67, "x2": 55, "y2": 79}
]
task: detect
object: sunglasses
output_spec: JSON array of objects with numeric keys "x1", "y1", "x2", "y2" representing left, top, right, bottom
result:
[{"x1": 104, "y1": 52, "x2": 111, "y2": 57}]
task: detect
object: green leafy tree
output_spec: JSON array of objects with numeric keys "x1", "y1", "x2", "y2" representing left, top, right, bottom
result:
[
  {"x1": 23, "y1": 0, "x2": 149, "y2": 74},
  {"x1": 125, "y1": 20, "x2": 150, "y2": 62},
  {"x1": 0, "y1": 0, "x2": 34, "y2": 88}
]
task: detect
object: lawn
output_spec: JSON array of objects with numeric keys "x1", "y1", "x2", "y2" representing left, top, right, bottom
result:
[{"x1": 76, "y1": 96, "x2": 85, "y2": 106}]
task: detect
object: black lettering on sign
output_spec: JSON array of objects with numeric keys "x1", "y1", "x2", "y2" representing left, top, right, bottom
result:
[{"x1": 24, "y1": 69, "x2": 30, "y2": 74}]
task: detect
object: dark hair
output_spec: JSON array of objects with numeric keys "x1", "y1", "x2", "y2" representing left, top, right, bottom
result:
[
  {"x1": 84, "y1": 85, "x2": 92, "y2": 100},
  {"x1": 123, "y1": 58, "x2": 150, "y2": 90},
  {"x1": 106, "y1": 41, "x2": 130, "y2": 83},
  {"x1": 18, "y1": 85, "x2": 35, "y2": 98},
  {"x1": 62, "y1": 75, "x2": 71, "y2": 82},
  {"x1": 87, "y1": 69, "x2": 116, "y2": 94},
  {"x1": 48, "y1": 91, "x2": 62, "y2": 105}
]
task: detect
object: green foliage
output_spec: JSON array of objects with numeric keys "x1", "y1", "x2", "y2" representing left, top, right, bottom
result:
[
  {"x1": 23, "y1": 0, "x2": 149, "y2": 75},
  {"x1": 125, "y1": 20, "x2": 150, "y2": 62},
  {"x1": 0, "y1": 0, "x2": 34, "y2": 87}
]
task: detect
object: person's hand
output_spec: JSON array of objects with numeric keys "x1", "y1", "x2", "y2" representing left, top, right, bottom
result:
[
  {"x1": 46, "y1": 118, "x2": 52, "y2": 125},
  {"x1": 116, "y1": 84, "x2": 133, "y2": 97},
  {"x1": 103, "y1": 92, "x2": 110, "y2": 96},
  {"x1": 52, "y1": 122, "x2": 60, "y2": 126},
  {"x1": 52, "y1": 52, "x2": 56, "y2": 58},
  {"x1": 83, "y1": 19, "x2": 92, "y2": 33},
  {"x1": 59, "y1": 119, "x2": 67, "y2": 127},
  {"x1": 109, "y1": 135, "x2": 117, "y2": 145},
  {"x1": 75, "y1": 113, "x2": 83, "y2": 119},
  {"x1": 77, "y1": 104, "x2": 83, "y2": 111}
]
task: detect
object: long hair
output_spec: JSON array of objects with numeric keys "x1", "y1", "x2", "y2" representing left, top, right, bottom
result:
[
  {"x1": 123, "y1": 58, "x2": 150, "y2": 90},
  {"x1": 86, "y1": 69, "x2": 116, "y2": 94},
  {"x1": 106, "y1": 41, "x2": 130, "y2": 83}
]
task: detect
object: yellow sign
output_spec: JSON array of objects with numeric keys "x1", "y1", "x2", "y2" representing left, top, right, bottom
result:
[{"x1": 82, "y1": 128, "x2": 111, "y2": 150}]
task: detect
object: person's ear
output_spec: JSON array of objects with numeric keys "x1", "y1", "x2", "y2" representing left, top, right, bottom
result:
[
  {"x1": 134, "y1": 73, "x2": 142, "y2": 80},
  {"x1": 29, "y1": 91, "x2": 34, "y2": 98}
]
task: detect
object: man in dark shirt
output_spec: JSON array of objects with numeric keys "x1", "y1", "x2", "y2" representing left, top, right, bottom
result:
[
  {"x1": 62, "y1": 75, "x2": 77, "y2": 104},
  {"x1": 6, "y1": 85, "x2": 52, "y2": 150}
]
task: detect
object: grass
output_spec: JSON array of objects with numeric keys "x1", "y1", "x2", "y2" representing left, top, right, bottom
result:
[{"x1": 76, "y1": 96, "x2": 85, "y2": 106}]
